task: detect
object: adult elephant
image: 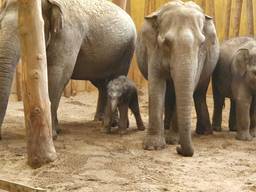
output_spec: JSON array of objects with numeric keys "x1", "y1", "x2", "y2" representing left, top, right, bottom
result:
[
  {"x1": 0, "y1": 0, "x2": 136, "y2": 138},
  {"x1": 136, "y1": 0, "x2": 219, "y2": 156}
]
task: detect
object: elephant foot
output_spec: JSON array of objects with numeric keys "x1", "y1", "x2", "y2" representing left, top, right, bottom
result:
[
  {"x1": 101, "y1": 127, "x2": 111, "y2": 134},
  {"x1": 137, "y1": 124, "x2": 145, "y2": 131},
  {"x1": 250, "y1": 127, "x2": 256, "y2": 137},
  {"x1": 236, "y1": 131, "x2": 252, "y2": 141},
  {"x1": 143, "y1": 134, "x2": 166, "y2": 150},
  {"x1": 196, "y1": 127, "x2": 213, "y2": 135},
  {"x1": 165, "y1": 129, "x2": 179, "y2": 145},
  {"x1": 94, "y1": 113, "x2": 104, "y2": 122},
  {"x1": 118, "y1": 128, "x2": 128, "y2": 135},
  {"x1": 229, "y1": 126, "x2": 237, "y2": 132},
  {"x1": 176, "y1": 145, "x2": 194, "y2": 157},
  {"x1": 213, "y1": 125, "x2": 222, "y2": 132}
]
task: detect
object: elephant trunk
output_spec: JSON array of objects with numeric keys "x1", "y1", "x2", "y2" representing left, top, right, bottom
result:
[
  {"x1": 111, "y1": 98, "x2": 118, "y2": 113},
  {"x1": 172, "y1": 40, "x2": 197, "y2": 157},
  {"x1": 0, "y1": 31, "x2": 20, "y2": 139}
]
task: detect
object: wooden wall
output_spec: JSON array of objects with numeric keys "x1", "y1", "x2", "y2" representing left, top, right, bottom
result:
[{"x1": 2, "y1": 0, "x2": 256, "y2": 100}]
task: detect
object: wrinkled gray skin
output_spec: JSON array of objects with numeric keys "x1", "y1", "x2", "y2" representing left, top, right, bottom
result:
[
  {"x1": 103, "y1": 76, "x2": 145, "y2": 134},
  {"x1": 212, "y1": 37, "x2": 256, "y2": 140},
  {"x1": 136, "y1": 0, "x2": 219, "y2": 156},
  {"x1": 0, "y1": 0, "x2": 136, "y2": 139}
]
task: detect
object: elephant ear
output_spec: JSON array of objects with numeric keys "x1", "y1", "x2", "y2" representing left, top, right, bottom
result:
[
  {"x1": 203, "y1": 15, "x2": 217, "y2": 44},
  {"x1": 141, "y1": 10, "x2": 161, "y2": 46},
  {"x1": 47, "y1": 0, "x2": 63, "y2": 34},
  {"x1": 232, "y1": 49, "x2": 250, "y2": 77}
]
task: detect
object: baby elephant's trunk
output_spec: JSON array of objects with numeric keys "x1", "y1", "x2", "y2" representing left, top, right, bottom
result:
[{"x1": 111, "y1": 98, "x2": 118, "y2": 113}]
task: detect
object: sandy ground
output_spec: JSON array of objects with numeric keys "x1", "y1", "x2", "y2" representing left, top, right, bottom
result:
[{"x1": 0, "y1": 90, "x2": 256, "y2": 192}]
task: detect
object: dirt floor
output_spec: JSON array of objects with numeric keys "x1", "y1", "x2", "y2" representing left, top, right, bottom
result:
[{"x1": 0, "y1": 89, "x2": 256, "y2": 192}]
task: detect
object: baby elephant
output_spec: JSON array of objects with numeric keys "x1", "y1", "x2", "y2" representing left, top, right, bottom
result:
[
  {"x1": 103, "y1": 76, "x2": 145, "y2": 134},
  {"x1": 212, "y1": 37, "x2": 256, "y2": 140}
]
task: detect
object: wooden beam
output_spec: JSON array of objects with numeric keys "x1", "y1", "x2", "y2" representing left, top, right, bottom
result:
[
  {"x1": 64, "y1": 81, "x2": 72, "y2": 98},
  {"x1": 0, "y1": 179, "x2": 46, "y2": 192},
  {"x1": 246, "y1": 0, "x2": 254, "y2": 36},
  {"x1": 16, "y1": 60, "x2": 23, "y2": 101},
  {"x1": 233, "y1": 0, "x2": 243, "y2": 37},
  {"x1": 112, "y1": 0, "x2": 127, "y2": 10},
  {"x1": 18, "y1": 0, "x2": 57, "y2": 168},
  {"x1": 224, "y1": 0, "x2": 232, "y2": 39}
]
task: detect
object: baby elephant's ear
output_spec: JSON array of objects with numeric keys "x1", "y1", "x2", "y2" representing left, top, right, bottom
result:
[{"x1": 232, "y1": 48, "x2": 250, "y2": 77}]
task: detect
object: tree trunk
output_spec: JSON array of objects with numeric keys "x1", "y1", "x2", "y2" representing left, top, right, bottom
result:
[
  {"x1": 224, "y1": 0, "x2": 232, "y2": 39},
  {"x1": 18, "y1": 0, "x2": 57, "y2": 168},
  {"x1": 246, "y1": 0, "x2": 254, "y2": 36},
  {"x1": 112, "y1": 0, "x2": 127, "y2": 10}
]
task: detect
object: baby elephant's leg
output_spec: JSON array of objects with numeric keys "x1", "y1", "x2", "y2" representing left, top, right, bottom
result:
[
  {"x1": 118, "y1": 104, "x2": 129, "y2": 134},
  {"x1": 129, "y1": 93, "x2": 145, "y2": 131},
  {"x1": 102, "y1": 99, "x2": 112, "y2": 134},
  {"x1": 250, "y1": 98, "x2": 256, "y2": 137}
]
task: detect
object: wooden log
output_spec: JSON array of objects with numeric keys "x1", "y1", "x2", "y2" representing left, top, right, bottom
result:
[
  {"x1": 233, "y1": 0, "x2": 243, "y2": 37},
  {"x1": 208, "y1": 0, "x2": 215, "y2": 24},
  {"x1": 246, "y1": 0, "x2": 254, "y2": 36},
  {"x1": 71, "y1": 80, "x2": 78, "y2": 96},
  {"x1": 112, "y1": 0, "x2": 127, "y2": 9},
  {"x1": 18, "y1": 0, "x2": 57, "y2": 168},
  {"x1": 16, "y1": 60, "x2": 23, "y2": 101},
  {"x1": 224, "y1": 0, "x2": 232, "y2": 39},
  {"x1": 64, "y1": 80, "x2": 72, "y2": 98},
  {"x1": 0, "y1": 179, "x2": 46, "y2": 192}
]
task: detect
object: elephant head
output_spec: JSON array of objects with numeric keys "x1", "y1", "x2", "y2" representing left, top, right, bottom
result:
[
  {"x1": 141, "y1": 0, "x2": 218, "y2": 156},
  {"x1": 232, "y1": 43, "x2": 256, "y2": 91},
  {"x1": 0, "y1": 0, "x2": 63, "y2": 138}
]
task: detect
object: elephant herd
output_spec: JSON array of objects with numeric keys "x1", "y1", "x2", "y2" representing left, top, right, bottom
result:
[{"x1": 0, "y1": 0, "x2": 255, "y2": 157}]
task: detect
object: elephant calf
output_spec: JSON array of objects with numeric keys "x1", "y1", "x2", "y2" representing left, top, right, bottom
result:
[
  {"x1": 212, "y1": 37, "x2": 256, "y2": 140},
  {"x1": 103, "y1": 76, "x2": 145, "y2": 134}
]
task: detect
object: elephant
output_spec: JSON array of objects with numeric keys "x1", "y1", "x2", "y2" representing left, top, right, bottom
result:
[
  {"x1": 135, "y1": 0, "x2": 219, "y2": 156},
  {"x1": 0, "y1": 0, "x2": 136, "y2": 139},
  {"x1": 212, "y1": 37, "x2": 256, "y2": 140},
  {"x1": 103, "y1": 76, "x2": 145, "y2": 134}
]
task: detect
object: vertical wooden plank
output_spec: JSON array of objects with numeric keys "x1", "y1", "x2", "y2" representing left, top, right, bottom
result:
[
  {"x1": 16, "y1": 60, "x2": 23, "y2": 101},
  {"x1": 247, "y1": 0, "x2": 254, "y2": 36},
  {"x1": 233, "y1": 0, "x2": 243, "y2": 37},
  {"x1": 64, "y1": 81, "x2": 72, "y2": 98},
  {"x1": 224, "y1": 0, "x2": 232, "y2": 39},
  {"x1": 71, "y1": 80, "x2": 78, "y2": 96}
]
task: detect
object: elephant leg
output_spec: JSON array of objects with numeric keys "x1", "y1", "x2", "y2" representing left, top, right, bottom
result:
[
  {"x1": 143, "y1": 70, "x2": 166, "y2": 150},
  {"x1": 164, "y1": 80, "x2": 175, "y2": 130},
  {"x1": 47, "y1": 35, "x2": 82, "y2": 139},
  {"x1": 212, "y1": 82, "x2": 225, "y2": 132},
  {"x1": 118, "y1": 104, "x2": 129, "y2": 134},
  {"x1": 250, "y1": 97, "x2": 256, "y2": 137},
  {"x1": 165, "y1": 107, "x2": 179, "y2": 145},
  {"x1": 235, "y1": 98, "x2": 252, "y2": 141},
  {"x1": 92, "y1": 80, "x2": 108, "y2": 122},
  {"x1": 194, "y1": 78, "x2": 212, "y2": 135},
  {"x1": 102, "y1": 98, "x2": 112, "y2": 134},
  {"x1": 229, "y1": 99, "x2": 236, "y2": 131},
  {"x1": 129, "y1": 93, "x2": 145, "y2": 131}
]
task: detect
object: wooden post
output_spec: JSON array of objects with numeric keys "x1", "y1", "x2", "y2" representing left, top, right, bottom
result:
[
  {"x1": 112, "y1": 0, "x2": 127, "y2": 9},
  {"x1": 234, "y1": 0, "x2": 243, "y2": 37},
  {"x1": 16, "y1": 60, "x2": 23, "y2": 101},
  {"x1": 208, "y1": 0, "x2": 215, "y2": 24},
  {"x1": 18, "y1": 0, "x2": 57, "y2": 168},
  {"x1": 71, "y1": 80, "x2": 78, "y2": 96},
  {"x1": 224, "y1": 0, "x2": 232, "y2": 39},
  {"x1": 64, "y1": 81, "x2": 72, "y2": 98},
  {"x1": 246, "y1": 0, "x2": 254, "y2": 36}
]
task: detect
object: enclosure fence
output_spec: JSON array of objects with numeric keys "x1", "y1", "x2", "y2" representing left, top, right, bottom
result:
[{"x1": 2, "y1": 0, "x2": 255, "y2": 100}]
